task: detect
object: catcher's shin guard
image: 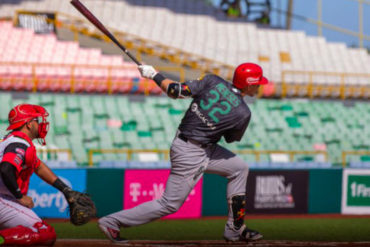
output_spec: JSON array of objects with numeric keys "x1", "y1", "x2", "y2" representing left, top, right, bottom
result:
[{"x1": 0, "y1": 221, "x2": 56, "y2": 246}]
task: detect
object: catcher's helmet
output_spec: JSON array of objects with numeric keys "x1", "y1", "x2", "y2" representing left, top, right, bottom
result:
[
  {"x1": 7, "y1": 104, "x2": 50, "y2": 145},
  {"x1": 232, "y1": 63, "x2": 268, "y2": 89}
]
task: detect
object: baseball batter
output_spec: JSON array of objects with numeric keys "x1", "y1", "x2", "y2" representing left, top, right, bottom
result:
[
  {"x1": 0, "y1": 104, "x2": 85, "y2": 245},
  {"x1": 98, "y1": 63, "x2": 268, "y2": 243}
]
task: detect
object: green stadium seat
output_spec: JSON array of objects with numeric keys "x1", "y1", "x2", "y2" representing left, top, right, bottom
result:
[
  {"x1": 285, "y1": 116, "x2": 302, "y2": 128},
  {"x1": 120, "y1": 120, "x2": 137, "y2": 131},
  {"x1": 2, "y1": 92, "x2": 369, "y2": 166},
  {"x1": 361, "y1": 156, "x2": 370, "y2": 162}
]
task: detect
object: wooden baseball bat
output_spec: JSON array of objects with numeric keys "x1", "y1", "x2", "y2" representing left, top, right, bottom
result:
[{"x1": 70, "y1": 0, "x2": 142, "y2": 65}]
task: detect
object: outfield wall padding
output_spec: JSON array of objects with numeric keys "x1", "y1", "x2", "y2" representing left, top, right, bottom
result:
[
  {"x1": 30, "y1": 167, "x2": 345, "y2": 218},
  {"x1": 202, "y1": 174, "x2": 228, "y2": 216},
  {"x1": 86, "y1": 168, "x2": 125, "y2": 217},
  {"x1": 308, "y1": 169, "x2": 343, "y2": 214}
]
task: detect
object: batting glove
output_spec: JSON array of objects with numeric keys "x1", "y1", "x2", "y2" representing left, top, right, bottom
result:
[{"x1": 138, "y1": 65, "x2": 157, "y2": 79}]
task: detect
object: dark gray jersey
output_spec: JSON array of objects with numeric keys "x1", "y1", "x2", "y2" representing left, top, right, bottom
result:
[{"x1": 178, "y1": 74, "x2": 251, "y2": 144}]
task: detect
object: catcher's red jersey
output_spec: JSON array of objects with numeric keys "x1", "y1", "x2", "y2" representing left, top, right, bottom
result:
[{"x1": 0, "y1": 131, "x2": 41, "y2": 196}]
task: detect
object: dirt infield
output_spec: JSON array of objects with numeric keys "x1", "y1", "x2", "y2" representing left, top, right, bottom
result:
[{"x1": 55, "y1": 239, "x2": 370, "y2": 247}]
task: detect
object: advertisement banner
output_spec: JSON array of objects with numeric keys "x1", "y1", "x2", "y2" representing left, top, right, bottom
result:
[
  {"x1": 16, "y1": 11, "x2": 57, "y2": 34},
  {"x1": 246, "y1": 170, "x2": 309, "y2": 214},
  {"x1": 29, "y1": 169, "x2": 86, "y2": 218},
  {"x1": 124, "y1": 170, "x2": 203, "y2": 219},
  {"x1": 342, "y1": 169, "x2": 370, "y2": 214}
]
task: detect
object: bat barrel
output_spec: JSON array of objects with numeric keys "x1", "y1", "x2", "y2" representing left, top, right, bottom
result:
[{"x1": 70, "y1": 0, "x2": 141, "y2": 65}]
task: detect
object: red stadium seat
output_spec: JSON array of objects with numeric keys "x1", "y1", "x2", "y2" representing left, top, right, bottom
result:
[
  {"x1": 91, "y1": 68, "x2": 109, "y2": 93},
  {"x1": 0, "y1": 66, "x2": 11, "y2": 90},
  {"x1": 57, "y1": 67, "x2": 72, "y2": 92},
  {"x1": 110, "y1": 69, "x2": 133, "y2": 93},
  {"x1": 18, "y1": 66, "x2": 33, "y2": 91},
  {"x1": 73, "y1": 67, "x2": 90, "y2": 93},
  {"x1": 35, "y1": 66, "x2": 52, "y2": 92},
  {"x1": 0, "y1": 21, "x2": 147, "y2": 95}
]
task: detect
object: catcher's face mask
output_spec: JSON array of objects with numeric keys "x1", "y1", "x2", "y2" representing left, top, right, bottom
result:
[{"x1": 7, "y1": 104, "x2": 50, "y2": 145}]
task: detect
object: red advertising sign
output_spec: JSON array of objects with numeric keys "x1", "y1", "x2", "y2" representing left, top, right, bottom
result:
[{"x1": 124, "y1": 169, "x2": 203, "y2": 219}]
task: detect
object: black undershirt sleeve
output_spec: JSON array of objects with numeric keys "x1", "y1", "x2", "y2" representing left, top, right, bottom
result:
[
  {"x1": 52, "y1": 177, "x2": 71, "y2": 197},
  {"x1": 0, "y1": 162, "x2": 23, "y2": 199}
]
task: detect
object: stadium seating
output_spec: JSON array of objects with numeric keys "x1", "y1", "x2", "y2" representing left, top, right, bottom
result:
[
  {"x1": 0, "y1": 1, "x2": 369, "y2": 168},
  {"x1": 1, "y1": 92, "x2": 369, "y2": 167},
  {"x1": 0, "y1": 0, "x2": 369, "y2": 88},
  {"x1": 0, "y1": 21, "x2": 153, "y2": 93}
]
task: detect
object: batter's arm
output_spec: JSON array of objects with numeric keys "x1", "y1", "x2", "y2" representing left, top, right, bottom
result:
[
  {"x1": 224, "y1": 115, "x2": 250, "y2": 143},
  {"x1": 159, "y1": 78, "x2": 174, "y2": 93},
  {"x1": 138, "y1": 65, "x2": 192, "y2": 99}
]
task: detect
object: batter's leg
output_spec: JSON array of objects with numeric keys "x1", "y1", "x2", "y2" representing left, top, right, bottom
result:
[
  {"x1": 99, "y1": 165, "x2": 206, "y2": 230},
  {"x1": 99, "y1": 172, "x2": 196, "y2": 230},
  {"x1": 99, "y1": 136, "x2": 208, "y2": 241},
  {"x1": 206, "y1": 144, "x2": 262, "y2": 241},
  {"x1": 206, "y1": 144, "x2": 249, "y2": 197}
]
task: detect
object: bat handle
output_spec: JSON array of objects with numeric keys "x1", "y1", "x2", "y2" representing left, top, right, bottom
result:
[{"x1": 125, "y1": 51, "x2": 142, "y2": 66}]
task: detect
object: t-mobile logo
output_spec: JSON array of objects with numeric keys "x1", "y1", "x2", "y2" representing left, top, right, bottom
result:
[
  {"x1": 152, "y1": 183, "x2": 165, "y2": 199},
  {"x1": 130, "y1": 183, "x2": 141, "y2": 202}
]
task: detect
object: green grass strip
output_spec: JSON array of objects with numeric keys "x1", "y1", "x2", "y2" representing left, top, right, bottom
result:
[{"x1": 50, "y1": 217, "x2": 370, "y2": 242}]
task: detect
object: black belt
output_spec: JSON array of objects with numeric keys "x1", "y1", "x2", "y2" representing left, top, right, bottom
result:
[{"x1": 178, "y1": 133, "x2": 209, "y2": 148}]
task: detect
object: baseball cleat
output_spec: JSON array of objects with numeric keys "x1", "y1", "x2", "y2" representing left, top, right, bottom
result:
[
  {"x1": 98, "y1": 224, "x2": 128, "y2": 244},
  {"x1": 239, "y1": 226, "x2": 263, "y2": 241},
  {"x1": 224, "y1": 224, "x2": 263, "y2": 242}
]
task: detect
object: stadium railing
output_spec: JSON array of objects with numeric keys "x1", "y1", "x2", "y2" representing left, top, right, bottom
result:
[
  {"x1": 86, "y1": 148, "x2": 328, "y2": 167},
  {"x1": 281, "y1": 70, "x2": 370, "y2": 99},
  {"x1": 37, "y1": 148, "x2": 72, "y2": 161},
  {"x1": 342, "y1": 150, "x2": 370, "y2": 167},
  {"x1": 0, "y1": 62, "x2": 184, "y2": 95}
]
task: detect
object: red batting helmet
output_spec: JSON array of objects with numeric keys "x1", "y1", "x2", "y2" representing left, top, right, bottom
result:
[
  {"x1": 7, "y1": 104, "x2": 50, "y2": 145},
  {"x1": 232, "y1": 63, "x2": 268, "y2": 89}
]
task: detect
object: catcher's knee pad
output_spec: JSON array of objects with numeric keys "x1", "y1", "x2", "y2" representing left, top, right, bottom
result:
[
  {"x1": 0, "y1": 221, "x2": 56, "y2": 246},
  {"x1": 228, "y1": 194, "x2": 246, "y2": 230}
]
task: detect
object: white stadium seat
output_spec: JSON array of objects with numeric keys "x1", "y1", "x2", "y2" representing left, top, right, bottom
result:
[{"x1": 0, "y1": 0, "x2": 369, "y2": 90}]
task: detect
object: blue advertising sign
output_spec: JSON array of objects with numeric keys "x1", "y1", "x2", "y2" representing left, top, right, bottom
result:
[{"x1": 28, "y1": 169, "x2": 86, "y2": 218}]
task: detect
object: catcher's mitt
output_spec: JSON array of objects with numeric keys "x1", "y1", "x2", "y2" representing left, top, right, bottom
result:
[{"x1": 65, "y1": 190, "x2": 96, "y2": 226}]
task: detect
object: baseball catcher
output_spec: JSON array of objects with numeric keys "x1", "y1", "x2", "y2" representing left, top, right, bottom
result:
[{"x1": 0, "y1": 104, "x2": 95, "y2": 246}]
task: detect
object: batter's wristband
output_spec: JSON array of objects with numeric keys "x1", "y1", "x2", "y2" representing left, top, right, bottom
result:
[{"x1": 153, "y1": 73, "x2": 166, "y2": 87}]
